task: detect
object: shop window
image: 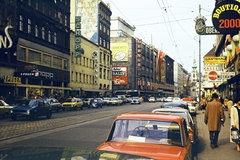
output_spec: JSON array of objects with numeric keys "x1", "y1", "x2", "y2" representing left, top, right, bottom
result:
[
  {"x1": 53, "y1": 57, "x2": 62, "y2": 69},
  {"x1": 43, "y1": 54, "x2": 51, "y2": 67},
  {"x1": 18, "y1": 47, "x2": 26, "y2": 61},
  {"x1": 28, "y1": 49, "x2": 41, "y2": 64}
]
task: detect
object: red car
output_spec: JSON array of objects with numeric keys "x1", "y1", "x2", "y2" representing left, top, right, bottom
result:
[{"x1": 97, "y1": 112, "x2": 193, "y2": 160}]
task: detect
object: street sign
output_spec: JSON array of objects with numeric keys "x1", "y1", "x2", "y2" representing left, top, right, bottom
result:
[
  {"x1": 208, "y1": 71, "x2": 218, "y2": 81},
  {"x1": 221, "y1": 72, "x2": 235, "y2": 76}
]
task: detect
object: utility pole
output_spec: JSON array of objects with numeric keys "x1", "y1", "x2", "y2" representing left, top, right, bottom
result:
[{"x1": 198, "y1": 4, "x2": 202, "y2": 103}]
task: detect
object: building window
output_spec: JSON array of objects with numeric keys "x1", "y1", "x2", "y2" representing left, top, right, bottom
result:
[
  {"x1": 76, "y1": 72, "x2": 78, "y2": 82},
  {"x1": 43, "y1": 2, "x2": 45, "y2": 14},
  {"x1": 100, "y1": 23, "x2": 102, "y2": 31},
  {"x1": 19, "y1": 15, "x2": 23, "y2": 31},
  {"x1": 18, "y1": 47, "x2": 26, "y2": 61},
  {"x1": 103, "y1": 26, "x2": 106, "y2": 33},
  {"x1": 48, "y1": 30, "x2": 51, "y2": 42},
  {"x1": 99, "y1": 37, "x2": 102, "y2": 45},
  {"x1": 28, "y1": 49, "x2": 41, "y2": 64},
  {"x1": 53, "y1": 57, "x2": 62, "y2": 69},
  {"x1": 42, "y1": 27, "x2": 45, "y2": 39},
  {"x1": 64, "y1": 59, "x2": 68, "y2": 70},
  {"x1": 53, "y1": 32, "x2": 57, "y2": 44},
  {"x1": 64, "y1": 15, "x2": 67, "y2": 26},
  {"x1": 58, "y1": 12, "x2": 62, "y2": 23},
  {"x1": 103, "y1": 39, "x2": 106, "y2": 47},
  {"x1": 43, "y1": 54, "x2": 51, "y2": 67},
  {"x1": 54, "y1": 9, "x2": 57, "y2": 19},
  {"x1": 107, "y1": 42, "x2": 109, "y2": 49},
  {"x1": 36, "y1": 0, "x2": 38, "y2": 10},
  {"x1": 35, "y1": 25, "x2": 38, "y2": 37},
  {"x1": 71, "y1": 71, "x2": 74, "y2": 81},
  {"x1": 28, "y1": 0, "x2": 31, "y2": 6}
]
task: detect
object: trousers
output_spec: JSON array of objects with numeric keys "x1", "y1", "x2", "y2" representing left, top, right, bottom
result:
[{"x1": 209, "y1": 131, "x2": 219, "y2": 148}]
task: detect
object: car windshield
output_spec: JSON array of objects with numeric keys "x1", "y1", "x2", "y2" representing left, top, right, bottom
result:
[
  {"x1": 109, "y1": 119, "x2": 182, "y2": 146},
  {"x1": 18, "y1": 99, "x2": 37, "y2": 107},
  {"x1": 65, "y1": 98, "x2": 76, "y2": 102},
  {"x1": 162, "y1": 103, "x2": 187, "y2": 109}
]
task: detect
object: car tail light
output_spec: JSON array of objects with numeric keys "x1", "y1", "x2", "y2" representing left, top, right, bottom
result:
[{"x1": 188, "y1": 129, "x2": 194, "y2": 142}]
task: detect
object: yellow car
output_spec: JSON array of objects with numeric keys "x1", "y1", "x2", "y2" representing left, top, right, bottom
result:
[
  {"x1": 62, "y1": 98, "x2": 83, "y2": 111},
  {"x1": 107, "y1": 98, "x2": 123, "y2": 106},
  {"x1": 0, "y1": 100, "x2": 11, "y2": 118}
]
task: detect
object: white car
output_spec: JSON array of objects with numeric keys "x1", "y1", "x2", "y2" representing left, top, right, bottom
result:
[
  {"x1": 131, "y1": 97, "x2": 141, "y2": 104},
  {"x1": 165, "y1": 97, "x2": 173, "y2": 102},
  {"x1": 148, "y1": 97, "x2": 156, "y2": 103},
  {"x1": 152, "y1": 108, "x2": 198, "y2": 145},
  {"x1": 172, "y1": 97, "x2": 181, "y2": 102},
  {"x1": 187, "y1": 102, "x2": 198, "y2": 116}
]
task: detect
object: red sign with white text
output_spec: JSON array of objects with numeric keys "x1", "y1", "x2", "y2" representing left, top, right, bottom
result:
[{"x1": 112, "y1": 66, "x2": 128, "y2": 85}]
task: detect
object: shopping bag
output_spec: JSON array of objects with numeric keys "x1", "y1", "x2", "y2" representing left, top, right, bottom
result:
[{"x1": 231, "y1": 127, "x2": 240, "y2": 143}]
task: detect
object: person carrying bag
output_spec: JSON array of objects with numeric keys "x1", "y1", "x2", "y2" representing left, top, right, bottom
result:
[{"x1": 230, "y1": 98, "x2": 240, "y2": 151}]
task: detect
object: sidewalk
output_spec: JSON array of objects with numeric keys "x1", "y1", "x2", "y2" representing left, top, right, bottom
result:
[{"x1": 196, "y1": 110, "x2": 240, "y2": 160}]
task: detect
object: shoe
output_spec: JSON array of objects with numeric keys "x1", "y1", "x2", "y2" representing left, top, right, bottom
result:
[
  {"x1": 215, "y1": 144, "x2": 218, "y2": 148},
  {"x1": 237, "y1": 144, "x2": 240, "y2": 152},
  {"x1": 211, "y1": 144, "x2": 215, "y2": 149}
]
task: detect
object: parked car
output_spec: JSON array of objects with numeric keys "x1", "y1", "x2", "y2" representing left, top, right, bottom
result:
[
  {"x1": 160, "y1": 102, "x2": 189, "y2": 110},
  {"x1": 148, "y1": 97, "x2": 156, "y2": 103},
  {"x1": 102, "y1": 97, "x2": 111, "y2": 105},
  {"x1": 0, "y1": 100, "x2": 11, "y2": 118},
  {"x1": 126, "y1": 97, "x2": 133, "y2": 103},
  {"x1": 0, "y1": 146, "x2": 154, "y2": 160},
  {"x1": 156, "y1": 97, "x2": 162, "y2": 102},
  {"x1": 172, "y1": 97, "x2": 181, "y2": 102},
  {"x1": 165, "y1": 97, "x2": 173, "y2": 102},
  {"x1": 131, "y1": 97, "x2": 141, "y2": 105},
  {"x1": 46, "y1": 98, "x2": 62, "y2": 112},
  {"x1": 89, "y1": 98, "x2": 103, "y2": 108},
  {"x1": 10, "y1": 99, "x2": 52, "y2": 120},
  {"x1": 62, "y1": 98, "x2": 83, "y2": 111},
  {"x1": 152, "y1": 108, "x2": 198, "y2": 145},
  {"x1": 84, "y1": 98, "x2": 94, "y2": 107},
  {"x1": 97, "y1": 112, "x2": 193, "y2": 160},
  {"x1": 186, "y1": 102, "x2": 198, "y2": 116},
  {"x1": 107, "y1": 98, "x2": 123, "y2": 106}
]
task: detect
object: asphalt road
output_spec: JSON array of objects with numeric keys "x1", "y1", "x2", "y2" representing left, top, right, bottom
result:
[{"x1": 0, "y1": 102, "x2": 239, "y2": 160}]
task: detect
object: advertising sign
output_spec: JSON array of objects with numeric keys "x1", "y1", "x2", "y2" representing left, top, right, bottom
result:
[
  {"x1": 112, "y1": 66, "x2": 128, "y2": 85},
  {"x1": 204, "y1": 57, "x2": 226, "y2": 64},
  {"x1": 111, "y1": 43, "x2": 128, "y2": 62},
  {"x1": 212, "y1": 0, "x2": 240, "y2": 34}
]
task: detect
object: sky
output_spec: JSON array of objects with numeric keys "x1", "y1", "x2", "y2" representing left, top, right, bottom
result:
[{"x1": 102, "y1": 0, "x2": 218, "y2": 73}]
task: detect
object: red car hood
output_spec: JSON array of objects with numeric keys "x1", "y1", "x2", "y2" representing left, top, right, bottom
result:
[{"x1": 97, "y1": 142, "x2": 185, "y2": 160}]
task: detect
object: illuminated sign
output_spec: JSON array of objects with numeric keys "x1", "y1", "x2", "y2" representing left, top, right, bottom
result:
[
  {"x1": 3, "y1": 75, "x2": 21, "y2": 84},
  {"x1": 212, "y1": 0, "x2": 240, "y2": 34}
]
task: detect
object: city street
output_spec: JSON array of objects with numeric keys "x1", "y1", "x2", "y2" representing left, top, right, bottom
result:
[{"x1": 0, "y1": 102, "x2": 239, "y2": 159}]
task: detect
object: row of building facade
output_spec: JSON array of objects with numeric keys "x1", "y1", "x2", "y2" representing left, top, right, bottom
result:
[{"x1": 0, "y1": 0, "x2": 192, "y2": 104}]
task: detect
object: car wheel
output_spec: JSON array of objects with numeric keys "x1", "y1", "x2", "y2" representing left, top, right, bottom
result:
[
  {"x1": 46, "y1": 112, "x2": 52, "y2": 119},
  {"x1": 62, "y1": 108, "x2": 65, "y2": 111},
  {"x1": 11, "y1": 115, "x2": 17, "y2": 121},
  {"x1": 80, "y1": 106, "x2": 83, "y2": 110}
]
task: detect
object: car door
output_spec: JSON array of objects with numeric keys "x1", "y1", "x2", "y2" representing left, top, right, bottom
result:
[{"x1": 37, "y1": 100, "x2": 45, "y2": 116}]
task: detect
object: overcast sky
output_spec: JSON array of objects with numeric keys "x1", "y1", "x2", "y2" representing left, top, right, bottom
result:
[{"x1": 102, "y1": 0, "x2": 217, "y2": 73}]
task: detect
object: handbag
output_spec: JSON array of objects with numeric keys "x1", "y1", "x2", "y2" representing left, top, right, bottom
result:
[{"x1": 231, "y1": 127, "x2": 240, "y2": 143}]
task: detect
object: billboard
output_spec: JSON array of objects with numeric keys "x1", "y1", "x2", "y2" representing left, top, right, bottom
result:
[
  {"x1": 204, "y1": 57, "x2": 226, "y2": 64},
  {"x1": 111, "y1": 43, "x2": 128, "y2": 62},
  {"x1": 76, "y1": 0, "x2": 98, "y2": 44},
  {"x1": 112, "y1": 66, "x2": 128, "y2": 85}
]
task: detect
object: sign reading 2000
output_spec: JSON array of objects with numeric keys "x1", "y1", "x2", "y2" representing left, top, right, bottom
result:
[{"x1": 212, "y1": 0, "x2": 240, "y2": 34}]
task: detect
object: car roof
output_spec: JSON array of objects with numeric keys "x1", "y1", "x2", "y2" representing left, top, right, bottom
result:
[
  {"x1": 114, "y1": 112, "x2": 184, "y2": 123},
  {"x1": 152, "y1": 108, "x2": 189, "y2": 113}
]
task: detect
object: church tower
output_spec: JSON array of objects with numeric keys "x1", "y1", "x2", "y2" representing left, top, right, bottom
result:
[{"x1": 191, "y1": 54, "x2": 198, "y2": 84}]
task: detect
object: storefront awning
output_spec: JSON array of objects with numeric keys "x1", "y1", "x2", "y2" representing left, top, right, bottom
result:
[
  {"x1": 228, "y1": 74, "x2": 240, "y2": 84},
  {"x1": 17, "y1": 84, "x2": 71, "y2": 90}
]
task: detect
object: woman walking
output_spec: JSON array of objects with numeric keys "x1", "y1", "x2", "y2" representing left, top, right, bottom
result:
[
  {"x1": 230, "y1": 98, "x2": 240, "y2": 151},
  {"x1": 227, "y1": 98, "x2": 234, "y2": 118},
  {"x1": 200, "y1": 96, "x2": 207, "y2": 113}
]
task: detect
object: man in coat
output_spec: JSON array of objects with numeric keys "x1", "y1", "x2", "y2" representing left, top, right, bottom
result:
[{"x1": 204, "y1": 93, "x2": 225, "y2": 148}]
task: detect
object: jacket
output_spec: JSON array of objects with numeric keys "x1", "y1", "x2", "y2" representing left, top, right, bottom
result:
[{"x1": 204, "y1": 99, "x2": 225, "y2": 131}]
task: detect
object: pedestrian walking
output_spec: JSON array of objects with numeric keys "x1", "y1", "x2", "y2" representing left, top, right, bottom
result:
[
  {"x1": 200, "y1": 96, "x2": 207, "y2": 113},
  {"x1": 204, "y1": 93, "x2": 225, "y2": 149},
  {"x1": 224, "y1": 96, "x2": 228, "y2": 111},
  {"x1": 230, "y1": 98, "x2": 240, "y2": 151},
  {"x1": 227, "y1": 98, "x2": 234, "y2": 118}
]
